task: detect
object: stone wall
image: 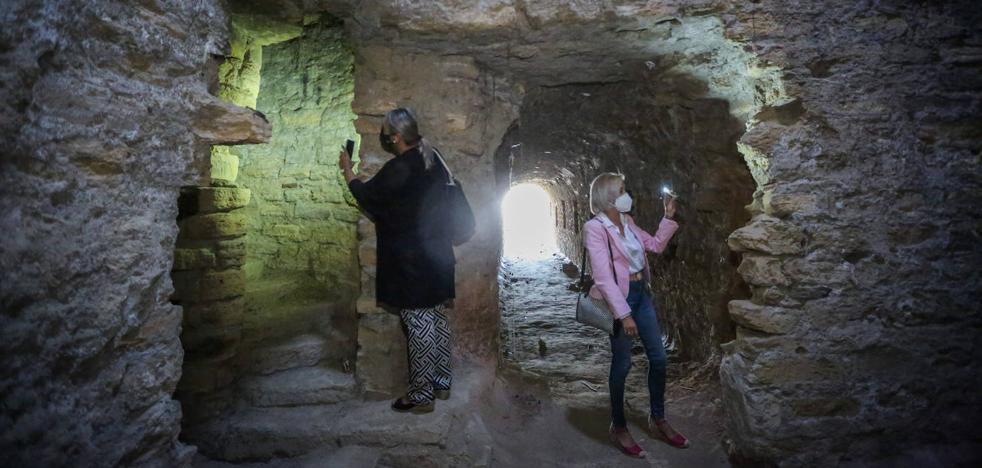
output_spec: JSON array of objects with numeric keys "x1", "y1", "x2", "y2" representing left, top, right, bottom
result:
[
  {"x1": 234, "y1": 19, "x2": 361, "y2": 291},
  {"x1": 230, "y1": 18, "x2": 361, "y2": 357},
  {"x1": 209, "y1": 14, "x2": 303, "y2": 186},
  {"x1": 171, "y1": 186, "x2": 251, "y2": 424},
  {"x1": 717, "y1": 1, "x2": 982, "y2": 464},
  {"x1": 501, "y1": 83, "x2": 754, "y2": 363},
  {"x1": 0, "y1": 0, "x2": 266, "y2": 466}
]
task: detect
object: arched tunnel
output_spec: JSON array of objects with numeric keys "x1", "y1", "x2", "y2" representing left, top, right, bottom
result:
[
  {"x1": 2, "y1": 1, "x2": 980, "y2": 467},
  {"x1": 493, "y1": 81, "x2": 756, "y2": 429},
  {"x1": 496, "y1": 81, "x2": 754, "y2": 362}
]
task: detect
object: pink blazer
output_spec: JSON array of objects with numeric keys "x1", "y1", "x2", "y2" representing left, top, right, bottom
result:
[{"x1": 584, "y1": 215, "x2": 679, "y2": 319}]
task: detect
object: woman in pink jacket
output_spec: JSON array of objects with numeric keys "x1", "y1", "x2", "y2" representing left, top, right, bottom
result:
[{"x1": 583, "y1": 172, "x2": 687, "y2": 458}]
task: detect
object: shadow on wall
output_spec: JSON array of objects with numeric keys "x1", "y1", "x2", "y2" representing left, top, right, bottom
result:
[{"x1": 494, "y1": 72, "x2": 755, "y2": 364}]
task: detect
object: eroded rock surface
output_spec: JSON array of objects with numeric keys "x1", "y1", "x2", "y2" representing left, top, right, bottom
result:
[{"x1": 0, "y1": 1, "x2": 234, "y2": 466}]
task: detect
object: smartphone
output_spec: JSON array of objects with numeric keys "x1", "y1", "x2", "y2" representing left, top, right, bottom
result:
[{"x1": 344, "y1": 139, "x2": 355, "y2": 156}]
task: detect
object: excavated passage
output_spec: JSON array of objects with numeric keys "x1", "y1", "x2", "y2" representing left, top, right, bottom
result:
[
  {"x1": 5, "y1": 1, "x2": 979, "y2": 466},
  {"x1": 495, "y1": 81, "x2": 754, "y2": 366}
]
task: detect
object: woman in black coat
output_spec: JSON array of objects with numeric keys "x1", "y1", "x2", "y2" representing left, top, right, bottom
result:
[{"x1": 339, "y1": 108, "x2": 455, "y2": 413}]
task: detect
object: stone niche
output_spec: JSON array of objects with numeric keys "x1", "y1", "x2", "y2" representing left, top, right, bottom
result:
[
  {"x1": 496, "y1": 81, "x2": 754, "y2": 364},
  {"x1": 170, "y1": 12, "x2": 362, "y2": 440}
]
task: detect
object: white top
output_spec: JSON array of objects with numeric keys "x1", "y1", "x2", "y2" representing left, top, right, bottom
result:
[{"x1": 596, "y1": 213, "x2": 645, "y2": 274}]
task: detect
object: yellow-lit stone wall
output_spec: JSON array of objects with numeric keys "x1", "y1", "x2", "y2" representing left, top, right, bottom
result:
[
  {"x1": 171, "y1": 15, "x2": 362, "y2": 429},
  {"x1": 231, "y1": 19, "x2": 360, "y2": 293}
]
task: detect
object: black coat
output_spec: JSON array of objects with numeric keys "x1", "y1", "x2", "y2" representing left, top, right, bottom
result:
[{"x1": 347, "y1": 147, "x2": 456, "y2": 309}]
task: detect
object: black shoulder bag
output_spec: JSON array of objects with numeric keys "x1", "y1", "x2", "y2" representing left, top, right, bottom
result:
[{"x1": 433, "y1": 148, "x2": 476, "y2": 246}]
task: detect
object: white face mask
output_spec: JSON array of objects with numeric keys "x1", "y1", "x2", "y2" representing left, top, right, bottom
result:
[{"x1": 614, "y1": 192, "x2": 632, "y2": 213}]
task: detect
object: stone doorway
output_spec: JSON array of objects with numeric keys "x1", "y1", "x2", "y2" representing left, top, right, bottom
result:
[{"x1": 169, "y1": 12, "x2": 362, "y2": 450}]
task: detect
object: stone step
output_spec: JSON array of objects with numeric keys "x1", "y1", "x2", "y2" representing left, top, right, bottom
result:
[
  {"x1": 241, "y1": 366, "x2": 357, "y2": 407},
  {"x1": 193, "y1": 445, "x2": 381, "y2": 468},
  {"x1": 245, "y1": 333, "x2": 328, "y2": 376},
  {"x1": 241, "y1": 300, "x2": 342, "y2": 345},
  {"x1": 187, "y1": 401, "x2": 455, "y2": 461}
]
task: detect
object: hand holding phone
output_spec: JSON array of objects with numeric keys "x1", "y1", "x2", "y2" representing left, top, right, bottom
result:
[
  {"x1": 339, "y1": 139, "x2": 356, "y2": 175},
  {"x1": 340, "y1": 139, "x2": 355, "y2": 172}
]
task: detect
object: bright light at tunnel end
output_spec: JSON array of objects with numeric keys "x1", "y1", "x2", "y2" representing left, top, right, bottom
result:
[{"x1": 501, "y1": 183, "x2": 559, "y2": 260}]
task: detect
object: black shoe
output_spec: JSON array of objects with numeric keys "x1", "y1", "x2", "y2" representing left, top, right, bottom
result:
[
  {"x1": 391, "y1": 396, "x2": 434, "y2": 414},
  {"x1": 434, "y1": 389, "x2": 451, "y2": 401}
]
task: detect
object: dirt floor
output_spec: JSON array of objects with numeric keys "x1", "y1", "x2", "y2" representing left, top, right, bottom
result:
[
  {"x1": 493, "y1": 254, "x2": 729, "y2": 467},
  {"x1": 191, "y1": 254, "x2": 730, "y2": 467}
]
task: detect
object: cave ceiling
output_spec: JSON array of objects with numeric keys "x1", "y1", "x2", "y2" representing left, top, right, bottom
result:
[{"x1": 228, "y1": 0, "x2": 777, "y2": 119}]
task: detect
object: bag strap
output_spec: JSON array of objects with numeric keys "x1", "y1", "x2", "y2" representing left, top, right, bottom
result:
[
  {"x1": 606, "y1": 228, "x2": 617, "y2": 285},
  {"x1": 578, "y1": 247, "x2": 588, "y2": 284},
  {"x1": 431, "y1": 147, "x2": 456, "y2": 186},
  {"x1": 579, "y1": 220, "x2": 618, "y2": 286}
]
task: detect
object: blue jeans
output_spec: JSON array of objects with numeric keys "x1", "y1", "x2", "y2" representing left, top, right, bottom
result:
[{"x1": 609, "y1": 280, "x2": 667, "y2": 428}]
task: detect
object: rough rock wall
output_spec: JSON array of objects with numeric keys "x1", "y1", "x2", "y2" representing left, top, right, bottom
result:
[
  {"x1": 0, "y1": 0, "x2": 267, "y2": 466},
  {"x1": 171, "y1": 185, "x2": 253, "y2": 425},
  {"x1": 502, "y1": 83, "x2": 753, "y2": 363},
  {"x1": 234, "y1": 19, "x2": 361, "y2": 289},
  {"x1": 209, "y1": 14, "x2": 303, "y2": 184},
  {"x1": 718, "y1": 1, "x2": 982, "y2": 465},
  {"x1": 349, "y1": 46, "x2": 519, "y2": 395}
]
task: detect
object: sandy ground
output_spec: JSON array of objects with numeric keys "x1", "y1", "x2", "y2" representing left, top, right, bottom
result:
[{"x1": 493, "y1": 254, "x2": 729, "y2": 467}]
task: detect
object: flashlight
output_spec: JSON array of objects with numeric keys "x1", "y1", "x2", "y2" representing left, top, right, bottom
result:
[{"x1": 662, "y1": 186, "x2": 679, "y2": 199}]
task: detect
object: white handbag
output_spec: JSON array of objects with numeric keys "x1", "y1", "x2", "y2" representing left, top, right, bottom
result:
[{"x1": 574, "y1": 229, "x2": 617, "y2": 335}]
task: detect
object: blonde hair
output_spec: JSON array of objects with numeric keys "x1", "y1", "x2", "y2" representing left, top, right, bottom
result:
[
  {"x1": 589, "y1": 172, "x2": 625, "y2": 215},
  {"x1": 383, "y1": 107, "x2": 436, "y2": 170}
]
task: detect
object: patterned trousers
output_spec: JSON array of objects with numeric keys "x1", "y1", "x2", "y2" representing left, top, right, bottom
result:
[{"x1": 400, "y1": 304, "x2": 453, "y2": 404}]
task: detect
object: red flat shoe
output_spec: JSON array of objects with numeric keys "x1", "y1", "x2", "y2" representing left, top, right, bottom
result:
[
  {"x1": 649, "y1": 416, "x2": 690, "y2": 449},
  {"x1": 609, "y1": 424, "x2": 647, "y2": 458}
]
